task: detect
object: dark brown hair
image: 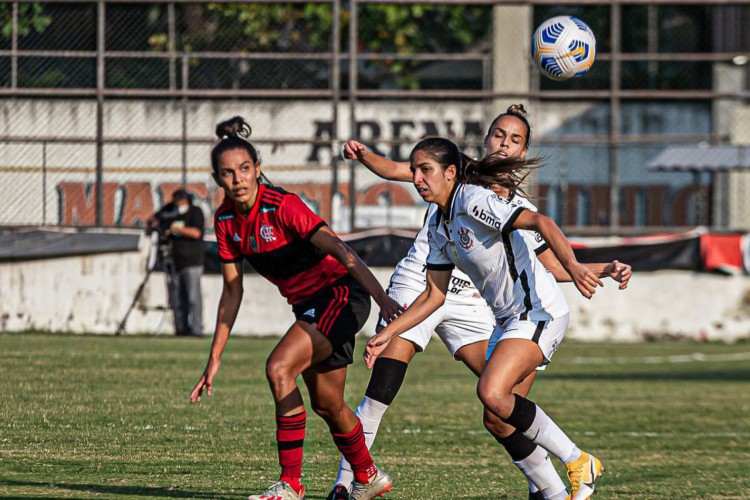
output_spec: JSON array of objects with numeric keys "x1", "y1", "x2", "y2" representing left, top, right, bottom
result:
[{"x1": 462, "y1": 152, "x2": 541, "y2": 198}]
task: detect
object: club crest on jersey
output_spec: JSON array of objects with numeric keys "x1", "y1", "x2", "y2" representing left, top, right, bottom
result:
[
  {"x1": 458, "y1": 227, "x2": 474, "y2": 250},
  {"x1": 259, "y1": 224, "x2": 276, "y2": 242}
]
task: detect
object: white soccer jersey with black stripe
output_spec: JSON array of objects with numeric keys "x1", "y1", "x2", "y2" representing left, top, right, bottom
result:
[
  {"x1": 426, "y1": 183, "x2": 568, "y2": 322},
  {"x1": 389, "y1": 203, "x2": 480, "y2": 303}
]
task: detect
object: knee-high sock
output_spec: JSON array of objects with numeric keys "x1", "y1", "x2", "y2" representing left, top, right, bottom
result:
[
  {"x1": 496, "y1": 429, "x2": 567, "y2": 498},
  {"x1": 334, "y1": 396, "x2": 388, "y2": 487},
  {"x1": 513, "y1": 445, "x2": 568, "y2": 499},
  {"x1": 333, "y1": 357, "x2": 407, "y2": 489},
  {"x1": 503, "y1": 395, "x2": 581, "y2": 464},
  {"x1": 277, "y1": 411, "x2": 306, "y2": 492},
  {"x1": 332, "y1": 420, "x2": 377, "y2": 484}
]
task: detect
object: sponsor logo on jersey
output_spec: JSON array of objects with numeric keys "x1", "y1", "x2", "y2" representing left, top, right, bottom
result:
[
  {"x1": 232, "y1": 232, "x2": 241, "y2": 242},
  {"x1": 219, "y1": 214, "x2": 234, "y2": 221},
  {"x1": 533, "y1": 231, "x2": 543, "y2": 243},
  {"x1": 458, "y1": 226, "x2": 474, "y2": 250},
  {"x1": 302, "y1": 308, "x2": 316, "y2": 318},
  {"x1": 249, "y1": 235, "x2": 258, "y2": 251},
  {"x1": 490, "y1": 193, "x2": 518, "y2": 206},
  {"x1": 471, "y1": 206, "x2": 502, "y2": 230},
  {"x1": 259, "y1": 224, "x2": 276, "y2": 242}
]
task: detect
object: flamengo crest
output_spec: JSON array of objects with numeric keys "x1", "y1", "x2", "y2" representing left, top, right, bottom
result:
[
  {"x1": 458, "y1": 227, "x2": 473, "y2": 250},
  {"x1": 259, "y1": 224, "x2": 276, "y2": 242}
]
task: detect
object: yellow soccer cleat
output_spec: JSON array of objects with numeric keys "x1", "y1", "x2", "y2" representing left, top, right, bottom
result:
[{"x1": 565, "y1": 451, "x2": 604, "y2": 500}]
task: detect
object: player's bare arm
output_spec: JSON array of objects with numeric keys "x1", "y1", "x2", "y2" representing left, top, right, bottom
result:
[
  {"x1": 513, "y1": 210, "x2": 603, "y2": 298},
  {"x1": 538, "y1": 250, "x2": 632, "y2": 289},
  {"x1": 310, "y1": 225, "x2": 402, "y2": 322},
  {"x1": 364, "y1": 268, "x2": 450, "y2": 368},
  {"x1": 342, "y1": 139, "x2": 412, "y2": 182},
  {"x1": 189, "y1": 261, "x2": 243, "y2": 403}
]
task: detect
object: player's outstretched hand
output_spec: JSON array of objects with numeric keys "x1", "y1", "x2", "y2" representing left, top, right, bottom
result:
[
  {"x1": 569, "y1": 262, "x2": 604, "y2": 299},
  {"x1": 378, "y1": 296, "x2": 404, "y2": 325},
  {"x1": 342, "y1": 140, "x2": 367, "y2": 161},
  {"x1": 604, "y1": 259, "x2": 632, "y2": 290},
  {"x1": 364, "y1": 331, "x2": 392, "y2": 369},
  {"x1": 189, "y1": 360, "x2": 220, "y2": 403}
]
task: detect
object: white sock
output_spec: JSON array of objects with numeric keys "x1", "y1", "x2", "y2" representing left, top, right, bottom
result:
[
  {"x1": 514, "y1": 446, "x2": 568, "y2": 499},
  {"x1": 522, "y1": 405, "x2": 581, "y2": 464},
  {"x1": 333, "y1": 396, "x2": 389, "y2": 488}
]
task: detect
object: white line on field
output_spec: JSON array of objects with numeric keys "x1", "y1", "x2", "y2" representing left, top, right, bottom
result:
[
  {"x1": 570, "y1": 351, "x2": 750, "y2": 365},
  {"x1": 394, "y1": 428, "x2": 750, "y2": 439}
]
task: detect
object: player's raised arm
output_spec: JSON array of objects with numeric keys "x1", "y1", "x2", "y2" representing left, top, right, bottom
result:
[{"x1": 342, "y1": 140, "x2": 412, "y2": 182}]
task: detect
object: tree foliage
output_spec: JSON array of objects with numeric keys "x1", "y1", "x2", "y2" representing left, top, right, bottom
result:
[{"x1": 0, "y1": 3, "x2": 51, "y2": 40}]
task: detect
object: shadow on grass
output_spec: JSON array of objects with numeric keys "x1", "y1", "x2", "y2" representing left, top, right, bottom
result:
[
  {"x1": 0, "y1": 479, "x2": 238, "y2": 499},
  {"x1": 546, "y1": 368, "x2": 750, "y2": 382}
]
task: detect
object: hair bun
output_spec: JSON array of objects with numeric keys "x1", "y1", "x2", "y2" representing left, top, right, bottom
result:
[
  {"x1": 506, "y1": 103, "x2": 527, "y2": 117},
  {"x1": 215, "y1": 116, "x2": 252, "y2": 141}
]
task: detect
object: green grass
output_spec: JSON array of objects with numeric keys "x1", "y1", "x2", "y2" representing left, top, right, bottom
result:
[{"x1": 1, "y1": 333, "x2": 749, "y2": 499}]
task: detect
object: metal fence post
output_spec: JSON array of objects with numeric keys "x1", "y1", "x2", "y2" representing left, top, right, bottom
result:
[
  {"x1": 11, "y1": 2, "x2": 17, "y2": 89},
  {"x1": 330, "y1": 0, "x2": 341, "y2": 229},
  {"x1": 96, "y1": 0, "x2": 106, "y2": 226},
  {"x1": 609, "y1": 2, "x2": 621, "y2": 229},
  {"x1": 348, "y1": 0, "x2": 358, "y2": 232}
]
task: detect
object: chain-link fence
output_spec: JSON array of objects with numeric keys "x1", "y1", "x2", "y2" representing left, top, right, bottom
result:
[{"x1": 3, "y1": 0, "x2": 750, "y2": 234}]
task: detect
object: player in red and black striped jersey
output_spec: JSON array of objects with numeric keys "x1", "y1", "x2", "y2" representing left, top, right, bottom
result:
[{"x1": 189, "y1": 116, "x2": 400, "y2": 500}]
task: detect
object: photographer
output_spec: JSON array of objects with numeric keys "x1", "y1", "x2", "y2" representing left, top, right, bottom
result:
[{"x1": 149, "y1": 189, "x2": 205, "y2": 337}]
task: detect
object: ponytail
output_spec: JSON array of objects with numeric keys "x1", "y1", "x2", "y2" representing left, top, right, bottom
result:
[{"x1": 461, "y1": 153, "x2": 542, "y2": 198}]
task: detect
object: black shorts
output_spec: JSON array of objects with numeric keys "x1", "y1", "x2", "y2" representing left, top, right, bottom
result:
[{"x1": 292, "y1": 275, "x2": 371, "y2": 367}]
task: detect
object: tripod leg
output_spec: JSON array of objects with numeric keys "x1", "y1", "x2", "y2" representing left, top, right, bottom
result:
[{"x1": 115, "y1": 268, "x2": 153, "y2": 336}]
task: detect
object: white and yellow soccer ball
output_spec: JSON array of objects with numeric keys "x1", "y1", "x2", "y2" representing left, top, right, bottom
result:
[{"x1": 531, "y1": 16, "x2": 597, "y2": 81}]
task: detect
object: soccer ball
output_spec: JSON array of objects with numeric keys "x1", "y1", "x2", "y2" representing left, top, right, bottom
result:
[{"x1": 531, "y1": 16, "x2": 597, "y2": 81}]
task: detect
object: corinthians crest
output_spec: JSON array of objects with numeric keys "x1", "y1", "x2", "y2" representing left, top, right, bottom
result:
[{"x1": 458, "y1": 227, "x2": 473, "y2": 250}]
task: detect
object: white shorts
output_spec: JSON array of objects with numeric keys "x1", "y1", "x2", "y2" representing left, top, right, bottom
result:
[
  {"x1": 486, "y1": 313, "x2": 570, "y2": 369},
  {"x1": 379, "y1": 285, "x2": 494, "y2": 358}
]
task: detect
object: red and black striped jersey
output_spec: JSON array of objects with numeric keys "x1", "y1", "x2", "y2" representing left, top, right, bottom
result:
[{"x1": 214, "y1": 184, "x2": 348, "y2": 304}]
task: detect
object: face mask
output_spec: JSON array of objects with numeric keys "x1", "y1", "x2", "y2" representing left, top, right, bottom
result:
[{"x1": 177, "y1": 204, "x2": 189, "y2": 215}]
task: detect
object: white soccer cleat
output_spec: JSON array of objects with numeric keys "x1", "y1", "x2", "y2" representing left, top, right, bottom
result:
[
  {"x1": 350, "y1": 467, "x2": 392, "y2": 500},
  {"x1": 247, "y1": 480, "x2": 305, "y2": 500}
]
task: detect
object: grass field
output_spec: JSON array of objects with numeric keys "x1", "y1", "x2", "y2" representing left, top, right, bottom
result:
[{"x1": 1, "y1": 333, "x2": 749, "y2": 499}]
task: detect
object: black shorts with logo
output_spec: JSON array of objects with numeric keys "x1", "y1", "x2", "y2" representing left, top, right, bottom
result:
[{"x1": 292, "y1": 274, "x2": 371, "y2": 367}]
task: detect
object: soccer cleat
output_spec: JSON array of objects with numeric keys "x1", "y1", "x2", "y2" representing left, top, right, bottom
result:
[
  {"x1": 350, "y1": 467, "x2": 392, "y2": 500},
  {"x1": 247, "y1": 480, "x2": 305, "y2": 500},
  {"x1": 529, "y1": 490, "x2": 546, "y2": 500},
  {"x1": 565, "y1": 452, "x2": 604, "y2": 500},
  {"x1": 326, "y1": 483, "x2": 351, "y2": 500}
]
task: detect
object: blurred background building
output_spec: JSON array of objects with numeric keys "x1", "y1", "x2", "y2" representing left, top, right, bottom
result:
[{"x1": 2, "y1": 0, "x2": 750, "y2": 234}]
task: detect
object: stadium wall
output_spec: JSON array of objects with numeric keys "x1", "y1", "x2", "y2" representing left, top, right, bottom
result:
[{"x1": 2, "y1": 245, "x2": 749, "y2": 342}]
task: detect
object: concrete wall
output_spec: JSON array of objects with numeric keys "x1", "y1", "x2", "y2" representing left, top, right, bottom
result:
[{"x1": 2, "y1": 244, "x2": 750, "y2": 342}]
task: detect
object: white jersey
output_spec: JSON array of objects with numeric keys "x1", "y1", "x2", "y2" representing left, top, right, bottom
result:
[
  {"x1": 388, "y1": 203, "x2": 481, "y2": 304},
  {"x1": 426, "y1": 183, "x2": 568, "y2": 322}
]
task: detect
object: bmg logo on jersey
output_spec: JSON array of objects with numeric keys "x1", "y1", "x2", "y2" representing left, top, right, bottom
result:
[
  {"x1": 259, "y1": 224, "x2": 276, "y2": 242},
  {"x1": 458, "y1": 227, "x2": 474, "y2": 250},
  {"x1": 471, "y1": 206, "x2": 502, "y2": 230}
]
